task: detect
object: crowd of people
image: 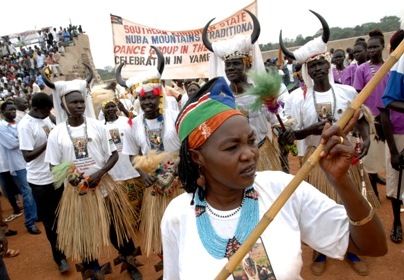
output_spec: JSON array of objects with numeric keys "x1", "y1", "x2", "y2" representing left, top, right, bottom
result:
[
  {"x1": 0, "y1": 10, "x2": 403, "y2": 280},
  {"x1": 0, "y1": 23, "x2": 86, "y2": 104}
]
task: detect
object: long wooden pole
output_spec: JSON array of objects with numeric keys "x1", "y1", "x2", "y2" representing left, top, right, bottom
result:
[{"x1": 215, "y1": 39, "x2": 404, "y2": 280}]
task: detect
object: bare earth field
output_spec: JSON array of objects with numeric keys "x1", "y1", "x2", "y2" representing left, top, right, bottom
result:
[{"x1": 2, "y1": 154, "x2": 404, "y2": 280}]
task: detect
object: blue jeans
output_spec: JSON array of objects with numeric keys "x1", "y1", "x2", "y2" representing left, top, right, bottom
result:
[{"x1": 13, "y1": 169, "x2": 37, "y2": 229}]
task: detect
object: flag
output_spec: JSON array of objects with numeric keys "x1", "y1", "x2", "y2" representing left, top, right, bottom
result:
[{"x1": 110, "y1": 14, "x2": 123, "y2": 25}]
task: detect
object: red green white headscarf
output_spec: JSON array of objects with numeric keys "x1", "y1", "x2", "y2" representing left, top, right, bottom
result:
[{"x1": 175, "y1": 77, "x2": 243, "y2": 149}]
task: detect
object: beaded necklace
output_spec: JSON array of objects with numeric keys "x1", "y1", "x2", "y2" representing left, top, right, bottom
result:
[
  {"x1": 368, "y1": 60, "x2": 383, "y2": 76},
  {"x1": 195, "y1": 186, "x2": 259, "y2": 259},
  {"x1": 312, "y1": 86, "x2": 337, "y2": 124},
  {"x1": 66, "y1": 117, "x2": 88, "y2": 157},
  {"x1": 143, "y1": 114, "x2": 164, "y2": 151},
  {"x1": 206, "y1": 195, "x2": 245, "y2": 218}
]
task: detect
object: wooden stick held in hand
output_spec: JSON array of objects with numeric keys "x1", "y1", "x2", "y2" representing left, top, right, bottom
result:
[{"x1": 215, "y1": 39, "x2": 404, "y2": 280}]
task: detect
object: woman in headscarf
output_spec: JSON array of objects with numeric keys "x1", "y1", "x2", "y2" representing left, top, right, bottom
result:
[{"x1": 161, "y1": 76, "x2": 386, "y2": 279}]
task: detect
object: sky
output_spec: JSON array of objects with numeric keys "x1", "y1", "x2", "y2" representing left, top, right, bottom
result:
[{"x1": 1, "y1": 0, "x2": 402, "y2": 69}]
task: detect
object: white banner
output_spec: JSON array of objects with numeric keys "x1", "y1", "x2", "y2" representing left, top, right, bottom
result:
[{"x1": 111, "y1": 1, "x2": 257, "y2": 80}]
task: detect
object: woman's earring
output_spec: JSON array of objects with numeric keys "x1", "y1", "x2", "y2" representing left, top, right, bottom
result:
[
  {"x1": 196, "y1": 165, "x2": 206, "y2": 187},
  {"x1": 196, "y1": 165, "x2": 206, "y2": 201}
]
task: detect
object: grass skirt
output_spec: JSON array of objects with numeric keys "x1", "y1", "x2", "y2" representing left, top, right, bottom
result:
[
  {"x1": 257, "y1": 137, "x2": 282, "y2": 172},
  {"x1": 117, "y1": 177, "x2": 145, "y2": 229},
  {"x1": 55, "y1": 174, "x2": 136, "y2": 262},
  {"x1": 302, "y1": 146, "x2": 380, "y2": 208},
  {"x1": 139, "y1": 179, "x2": 184, "y2": 257}
]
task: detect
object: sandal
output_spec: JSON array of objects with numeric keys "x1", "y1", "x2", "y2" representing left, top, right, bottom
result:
[
  {"x1": 390, "y1": 224, "x2": 403, "y2": 243},
  {"x1": 5, "y1": 213, "x2": 23, "y2": 222},
  {"x1": 4, "y1": 249, "x2": 19, "y2": 258},
  {"x1": 5, "y1": 229, "x2": 17, "y2": 236}
]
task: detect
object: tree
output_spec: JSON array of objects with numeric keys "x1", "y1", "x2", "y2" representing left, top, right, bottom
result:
[{"x1": 259, "y1": 15, "x2": 401, "y2": 52}]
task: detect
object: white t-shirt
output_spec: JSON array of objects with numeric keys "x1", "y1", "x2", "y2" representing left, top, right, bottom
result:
[
  {"x1": 102, "y1": 116, "x2": 140, "y2": 181},
  {"x1": 161, "y1": 171, "x2": 349, "y2": 280},
  {"x1": 285, "y1": 84, "x2": 357, "y2": 152},
  {"x1": 18, "y1": 114, "x2": 55, "y2": 185},
  {"x1": 235, "y1": 92, "x2": 286, "y2": 143},
  {"x1": 45, "y1": 117, "x2": 116, "y2": 178},
  {"x1": 122, "y1": 109, "x2": 180, "y2": 156}
]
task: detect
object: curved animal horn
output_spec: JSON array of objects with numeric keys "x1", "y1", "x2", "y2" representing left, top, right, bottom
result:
[
  {"x1": 309, "y1": 10, "x2": 330, "y2": 43},
  {"x1": 202, "y1": 18, "x2": 215, "y2": 52},
  {"x1": 279, "y1": 10, "x2": 330, "y2": 60},
  {"x1": 41, "y1": 69, "x2": 55, "y2": 89},
  {"x1": 83, "y1": 63, "x2": 93, "y2": 85},
  {"x1": 151, "y1": 46, "x2": 165, "y2": 75},
  {"x1": 243, "y1": 9, "x2": 260, "y2": 44},
  {"x1": 115, "y1": 63, "x2": 127, "y2": 88},
  {"x1": 202, "y1": 10, "x2": 261, "y2": 52},
  {"x1": 279, "y1": 30, "x2": 296, "y2": 60}
]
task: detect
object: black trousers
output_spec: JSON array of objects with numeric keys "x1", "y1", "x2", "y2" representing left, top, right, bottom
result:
[
  {"x1": 29, "y1": 182, "x2": 65, "y2": 265},
  {"x1": 0, "y1": 171, "x2": 21, "y2": 214},
  {"x1": 0, "y1": 257, "x2": 10, "y2": 280}
]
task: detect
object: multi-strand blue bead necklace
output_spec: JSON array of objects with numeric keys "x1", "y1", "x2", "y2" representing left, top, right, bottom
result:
[{"x1": 195, "y1": 186, "x2": 259, "y2": 259}]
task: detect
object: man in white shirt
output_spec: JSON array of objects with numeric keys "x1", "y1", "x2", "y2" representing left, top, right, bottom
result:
[
  {"x1": 18, "y1": 92, "x2": 70, "y2": 273},
  {"x1": 0, "y1": 100, "x2": 40, "y2": 235}
]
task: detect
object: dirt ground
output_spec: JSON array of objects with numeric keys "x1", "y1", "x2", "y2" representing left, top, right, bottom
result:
[{"x1": 2, "y1": 155, "x2": 404, "y2": 280}]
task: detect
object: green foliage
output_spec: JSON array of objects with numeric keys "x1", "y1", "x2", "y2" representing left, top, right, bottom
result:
[
  {"x1": 97, "y1": 67, "x2": 115, "y2": 80},
  {"x1": 260, "y1": 15, "x2": 401, "y2": 52}
]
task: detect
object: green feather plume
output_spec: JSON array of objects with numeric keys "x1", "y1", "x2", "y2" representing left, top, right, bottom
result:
[
  {"x1": 244, "y1": 68, "x2": 282, "y2": 112},
  {"x1": 51, "y1": 162, "x2": 75, "y2": 189}
]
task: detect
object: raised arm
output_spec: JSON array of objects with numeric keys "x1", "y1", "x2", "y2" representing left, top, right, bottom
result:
[{"x1": 319, "y1": 113, "x2": 387, "y2": 256}]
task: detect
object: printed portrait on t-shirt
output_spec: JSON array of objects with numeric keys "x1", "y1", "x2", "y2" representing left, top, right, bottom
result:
[
  {"x1": 109, "y1": 128, "x2": 121, "y2": 144},
  {"x1": 232, "y1": 238, "x2": 276, "y2": 280},
  {"x1": 109, "y1": 128, "x2": 123, "y2": 152},
  {"x1": 146, "y1": 127, "x2": 164, "y2": 151},
  {"x1": 42, "y1": 125, "x2": 51, "y2": 137},
  {"x1": 72, "y1": 136, "x2": 89, "y2": 159},
  {"x1": 316, "y1": 102, "x2": 334, "y2": 124}
]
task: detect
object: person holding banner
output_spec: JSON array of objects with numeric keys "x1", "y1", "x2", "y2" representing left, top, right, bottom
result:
[
  {"x1": 161, "y1": 75, "x2": 387, "y2": 280},
  {"x1": 280, "y1": 10, "x2": 380, "y2": 276},
  {"x1": 202, "y1": 9, "x2": 287, "y2": 173},
  {"x1": 380, "y1": 28, "x2": 404, "y2": 244}
]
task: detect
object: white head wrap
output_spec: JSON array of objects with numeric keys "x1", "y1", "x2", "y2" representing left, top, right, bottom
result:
[
  {"x1": 52, "y1": 80, "x2": 95, "y2": 124},
  {"x1": 292, "y1": 36, "x2": 334, "y2": 88},
  {"x1": 125, "y1": 69, "x2": 162, "y2": 94},
  {"x1": 208, "y1": 34, "x2": 265, "y2": 82},
  {"x1": 124, "y1": 68, "x2": 172, "y2": 111}
]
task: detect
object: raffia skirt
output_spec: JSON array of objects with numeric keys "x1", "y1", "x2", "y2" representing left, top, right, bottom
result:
[
  {"x1": 55, "y1": 174, "x2": 137, "y2": 262},
  {"x1": 302, "y1": 146, "x2": 380, "y2": 208},
  {"x1": 362, "y1": 134, "x2": 386, "y2": 173},
  {"x1": 139, "y1": 176, "x2": 184, "y2": 257},
  {"x1": 117, "y1": 177, "x2": 145, "y2": 230},
  {"x1": 257, "y1": 137, "x2": 283, "y2": 172}
]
